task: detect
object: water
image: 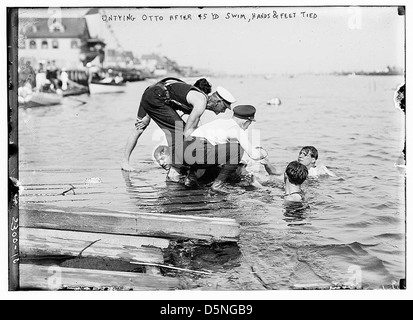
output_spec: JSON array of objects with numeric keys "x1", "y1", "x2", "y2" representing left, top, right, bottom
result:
[{"x1": 18, "y1": 74, "x2": 406, "y2": 290}]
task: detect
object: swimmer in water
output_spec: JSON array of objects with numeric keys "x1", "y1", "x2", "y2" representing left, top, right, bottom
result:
[
  {"x1": 152, "y1": 144, "x2": 212, "y2": 184},
  {"x1": 241, "y1": 145, "x2": 336, "y2": 187},
  {"x1": 239, "y1": 157, "x2": 308, "y2": 203},
  {"x1": 297, "y1": 146, "x2": 336, "y2": 177},
  {"x1": 283, "y1": 161, "x2": 308, "y2": 202}
]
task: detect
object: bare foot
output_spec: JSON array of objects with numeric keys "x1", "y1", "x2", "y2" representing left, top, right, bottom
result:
[{"x1": 121, "y1": 161, "x2": 136, "y2": 172}]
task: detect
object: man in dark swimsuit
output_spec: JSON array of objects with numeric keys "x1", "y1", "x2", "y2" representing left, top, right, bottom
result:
[{"x1": 121, "y1": 77, "x2": 236, "y2": 175}]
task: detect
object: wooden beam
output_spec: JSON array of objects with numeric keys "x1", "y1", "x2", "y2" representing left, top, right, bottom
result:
[
  {"x1": 20, "y1": 208, "x2": 240, "y2": 242},
  {"x1": 20, "y1": 227, "x2": 169, "y2": 249},
  {"x1": 19, "y1": 264, "x2": 182, "y2": 291},
  {"x1": 20, "y1": 228, "x2": 168, "y2": 264}
]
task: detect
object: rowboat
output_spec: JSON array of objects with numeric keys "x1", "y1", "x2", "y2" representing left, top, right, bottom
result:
[
  {"x1": 61, "y1": 80, "x2": 90, "y2": 97},
  {"x1": 88, "y1": 80, "x2": 126, "y2": 94},
  {"x1": 61, "y1": 86, "x2": 89, "y2": 97},
  {"x1": 19, "y1": 92, "x2": 63, "y2": 108}
]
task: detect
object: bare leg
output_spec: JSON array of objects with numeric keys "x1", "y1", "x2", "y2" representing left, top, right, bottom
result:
[
  {"x1": 121, "y1": 115, "x2": 151, "y2": 171},
  {"x1": 121, "y1": 128, "x2": 145, "y2": 171}
]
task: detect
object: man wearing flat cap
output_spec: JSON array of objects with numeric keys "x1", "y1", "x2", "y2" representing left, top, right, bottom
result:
[
  {"x1": 121, "y1": 77, "x2": 236, "y2": 172},
  {"x1": 187, "y1": 104, "x2": 267, "y2": 194}
]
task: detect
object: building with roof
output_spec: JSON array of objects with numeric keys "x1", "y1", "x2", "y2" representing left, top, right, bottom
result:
[{"x1": 19, "y1": 17, "x2": 104, "y2": 69}]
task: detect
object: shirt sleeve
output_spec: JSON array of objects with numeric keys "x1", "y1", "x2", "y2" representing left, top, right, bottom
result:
[{"x1": 233, "y1": 128, "x2": 262, "y2": 160}]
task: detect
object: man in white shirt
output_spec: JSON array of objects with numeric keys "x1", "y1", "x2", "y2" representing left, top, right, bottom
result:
[{"x1": 186, "y1": 105, "x2": 267, "y2": 194}]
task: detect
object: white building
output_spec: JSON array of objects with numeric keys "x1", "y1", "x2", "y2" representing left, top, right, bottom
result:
[{"x1": 19, "y1": 17, "x2": 91, "y2": 69}]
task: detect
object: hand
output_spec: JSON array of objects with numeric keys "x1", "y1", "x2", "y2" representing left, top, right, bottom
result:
[
  {"x1": 184, "y1": 136, "x2": 196, "y2": 142},
  {"x1": 255, "y1": 147, "x2": 269, "y2": 162},
  {"x1": 135, "y1": 117, "x2": 150, "y2": 130}
]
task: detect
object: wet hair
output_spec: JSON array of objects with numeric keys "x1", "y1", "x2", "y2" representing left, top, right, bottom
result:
[
  {"x1": 300, "y1": 146, "x2": 318, "y2": 160},
  {"x1": 285, "y1": 161, "x2": 308, "y2": 185},
  {"x1": 193, "y1": 78, "x2": 212, "y2": 95}
]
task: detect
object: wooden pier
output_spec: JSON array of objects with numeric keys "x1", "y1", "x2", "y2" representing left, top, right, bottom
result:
[{"x1": 18, "y1": 167, "x2": 241, "y2": 291}]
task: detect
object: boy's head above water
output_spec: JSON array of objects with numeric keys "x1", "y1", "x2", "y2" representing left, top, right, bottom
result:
[
  {"x1": 298, "y1": 146, "x2": 318, "y2": 168},
  {"x1": 153, "y1": 145, "x2": 171, "y2": 171},
  {"x1": 285, "y1": 161, "x2": 308, "y2": 186}
]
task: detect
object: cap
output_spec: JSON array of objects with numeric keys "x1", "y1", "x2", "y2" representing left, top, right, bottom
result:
[
  {"x1": 233, "y1": 105, "x2": 256, "y2": 122},
  {"x1": 216, "y1": 86, "x2": 236, "y2": 106}
]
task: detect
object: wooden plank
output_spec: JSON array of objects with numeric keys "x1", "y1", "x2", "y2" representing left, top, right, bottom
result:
[
  {"x1": 21, "y1": 189, "x2": 224, "y2": 205},
  {"x1": 20, "y1": 208, "x2": 240, "y2": 242},
  {"x1": 21, "y1": 227, "x2": 169, "y2": 249},
  {"x1": 20, "y1": 264, "x2": 182, "y2": 291},
  {"x1": 20, "y1": 183, "x2": 209, "y2": 195},
  {"x1": 20, "y1": 228, "x2": 168, "y2": 264},
  {"x1": 20, "y1": 187, "x2": 215, "y2": 202}
]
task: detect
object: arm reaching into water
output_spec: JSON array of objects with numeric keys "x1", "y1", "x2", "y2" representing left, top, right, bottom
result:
[
  {"x1": 260, "y1": 156, "x2": 282, "y2": 177},
  {"x1": 264, "y1": 163, "x2": 279, "y2": 176},
  {"x1": 243, "y1": 156, "x2": 283, "y2": 186},
  {"x1": 236, "y1": 131, "x2": 267, "y2": 161}
]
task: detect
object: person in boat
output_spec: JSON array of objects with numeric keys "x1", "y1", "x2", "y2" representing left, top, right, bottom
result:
[
  {"x1": 121, "y1": 77, "x2": 236, "y2": 177},
  {"x1": 46, "y1": 60, "x2": 59, "y2": 89},
  {"x1": 60, "y1": 68, "x2": 69, "y2": 91},
  {"x1": 18, "y1": 59, "x2": 36, "y2": 88},
  {"x1": 35, "y1": 62, "x2": 47, "y2": 92},
  {"x1": 185, "y1": 105, "x2": 268, "y2": 194}
]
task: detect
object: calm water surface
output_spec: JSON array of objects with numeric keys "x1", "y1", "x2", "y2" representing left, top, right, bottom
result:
[{"x1": 19, "y1": 74, "x2": 406, "y2": 290}]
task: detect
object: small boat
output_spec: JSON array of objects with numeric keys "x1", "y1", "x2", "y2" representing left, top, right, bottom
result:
[
  {"x1": 19, "y1": 92, "x2": 63, "y2": 108},
  {"x1": 61, "y1": 86, "x2": 89, "y2": 97},
  {"x1": 61, "y1": 80, "x2": 90, "y2": 97},
  {"x1": 88, "y1": 79, "x2": 126, "y2": 94}
]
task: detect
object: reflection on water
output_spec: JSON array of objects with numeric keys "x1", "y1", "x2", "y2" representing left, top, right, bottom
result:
[{"x1": 19, "y1": 75, "x2": 406, "y2": 289}]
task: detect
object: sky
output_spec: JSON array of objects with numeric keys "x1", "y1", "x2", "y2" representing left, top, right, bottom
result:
[
  {"x1": 96, "y1": 6, "x2": 405, "y2": 74},
  {"x1": 19, "y1": 6, "x2": 405, "y2": 75}
]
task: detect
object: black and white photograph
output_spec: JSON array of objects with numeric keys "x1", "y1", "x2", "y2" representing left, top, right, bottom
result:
[{"x1": 5, "y1": 1, "x2": 409, "y2": 300}]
